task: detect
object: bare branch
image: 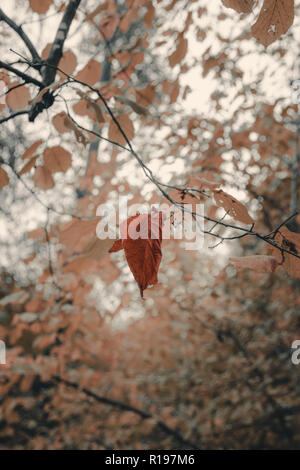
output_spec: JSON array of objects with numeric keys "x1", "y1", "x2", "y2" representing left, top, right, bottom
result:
[
  {"x1": 0, "y1": 110, "x2": 28, "y2": 124},
  {"x1": 53, "y1": 375, "x2": 201, "y2": 450},
  {"x1": 0, "y1": 8, "x2": 41, "y2": 65},
  {"x1": 0, "y1": 60, "x2": 43, "y2": 87}
]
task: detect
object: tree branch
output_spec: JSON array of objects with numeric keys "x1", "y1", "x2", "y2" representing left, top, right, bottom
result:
[
  {"x1": 0, "y1": 110, "x2": 29, "y2": 124},
  {"x1": 0, "y1": 8, "x2": 41, "y2": 65},
  {"x1": 0, "y1": 60, "x2": 43, "y2": 87},
  {"x1": 53, "y1": 375, "x2": 200, "y2": 450},
  {"x1": 42, "y1": 0, "x2": 82, "y2": 86}
]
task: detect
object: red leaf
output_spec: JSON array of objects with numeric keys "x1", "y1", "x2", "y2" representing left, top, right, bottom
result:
[{"x1": 109, "y1": 212, "x2": 163, "y2": 297}]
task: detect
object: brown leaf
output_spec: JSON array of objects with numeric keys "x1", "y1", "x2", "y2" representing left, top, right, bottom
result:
[
  {"x1": 108, "y1": 114, "x2": 134, "y2": 145},
  {"x1": 213, "y1": 189, "x2": 254, "y2": 224},
  {"x1": 52, "y1": 111, "x2": 71, "y2": 134},
  {"x1": 221, "y1": 0, "x2": 254, "y2": 14},
  {"x1": 99, "y1": 13, "x2": 119, "y2": 40},
  {"x1": 43, "y1": 146, "x2": 72, "y2": 173},
  {"x1": 29, "y1": 0, "x2": 53, "y2": 14},
  {"x1": 19, "y1": 156, "x2": 38, "y2": 176},
  {"x1": 0, "y1": 166, "x2": 9, "y2": 189},
  {"x1": 22, "y1": 140, "x2": 43, "y2": 160},
  {"x1": 6, "y1": 82, "x2": 30, "y2": 110},
  {"x1": 188, "y1": 176, "x2": 220, "y2": 191},
  {"x1": 82, "y1": 237, "x2": 115, "y2": 261},
  {"x1": 168, "y1": 34, "x2": 188, "y2": 68},
  {"x1": 75, "y1": 59, "x2": 102, "y2": 86},
  {"x1": 33, "y1": 166, "x2": 54, "y2": 190},
  {"x1": 76, "y1": 91, "x2": 105, "y2": 123},
  {"x1": 58, "y1": 50, "x2": 77, "y2": 77},
  {"x1": 59, "y1": 218, "x2": 100, "y2": 252},
  {"x1": 251, "y1": 0, "x2": 294, "y2": 47},
  {"x1": 135, "y1": 83, "x2": 156, "y2": 107},
  {"x1": 271, "y1": 226, "x2": 300, "y2": 278},
  {"x1": 229, "y1": 255, "x2": 279, "y2": 273}
]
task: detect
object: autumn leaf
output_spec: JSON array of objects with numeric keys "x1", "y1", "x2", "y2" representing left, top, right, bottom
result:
[
  {"x1": 0, "y1": 166, "x2": 9, "y2": 189},
  {"x1": 52, "y1": 111, "x2": 71, "y2": 134},
  {"x1": 43, "y1": 146, "x2": 72, "y2": 173},
  {"x1": 19, "y1": 156, "x2": 39, "y2": 176},
  {"x1": 188, "y1": 176, "x2": 220, "y2": 191},
  {"x1": 135, "y1": 83, "x2": 156, "y2": 107},
  {"x1": 22, "y1": 140, "x2": 43, "y2": 160},
  {"x1": 75, "y1": 90, "x2": 105, "y2": 123},
  {"x1": 109, "y1": 212, "x2": 163, "y2": 297},
  {"x1": 75, "y1": 59, "x2": 102, "y2": 86},
  {"x1": 63, "y1": 257, "x2": 101, "y2": 275},
  {"x1": 59, "y1": 218, "x2": 101, "y2": 253},
  {"x1": 108, "y1": 114, "x2": 134, "y2": 145},
  {"x1": 168, "y1": 189, "x2": 205, "y2": 211},
  {"x1": 58, "y1": 50, "x2": 77, "y2": 77},
  {"x1": 82, "y1": 237, "x2": 115, "y2": 261},
  {"x1": 168, "y1": 34, "x2": 188, "y2": 68},
  {"x1": 271, "y1": 226, "x2": 300, "y2": 278},
  {"x1": 6, "y1": 82, "x2": 30, "y2": 110},
  {"x1": 221, "y1": 0, "x2": 254, "y2": 14},
  {"x1": 229, "y1": 255, "x2": 279, "y2": 273},
  {"x1": 33, "y1": 165, "x2": 54, "y2": 190},
  {"x1": 29, "y1": 0, "x2": 53, "y2": 14},
  {"x1": 144, "y1": 3, "x2": 155, "y2": 28},
  {"x1": 99, "y1": 13, "x2": 119, "y2": 40},
  {"x1": 213, "y1": 189, "x2": 254, "y2": 225},
  {"x1": 251, "y1": 0, "x2": 294, "y2": 47}
]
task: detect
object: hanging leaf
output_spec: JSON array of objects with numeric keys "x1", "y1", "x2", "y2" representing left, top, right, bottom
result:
[
  {"x1": 213, "y1": 189, "x2": 254, "y2": 224},
  {"x1": 109, "y1": 212, "x2": 163, "y2": 297}
]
